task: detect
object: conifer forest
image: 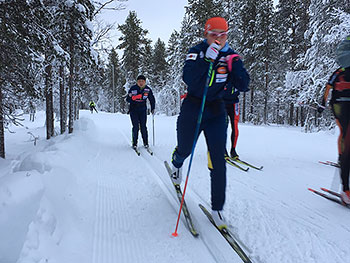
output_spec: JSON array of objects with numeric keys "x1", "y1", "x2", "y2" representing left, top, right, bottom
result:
[{"x1": 1, "y1": 0, "x2": 350, "y2": 159}]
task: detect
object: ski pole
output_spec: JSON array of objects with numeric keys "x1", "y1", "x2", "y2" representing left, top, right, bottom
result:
[
  {"x1": 172, "y1": 59, "x2": 215, "y2": 237},
  {"x1": 152, "y1": 113, "x2": 155, "y2": 146}
]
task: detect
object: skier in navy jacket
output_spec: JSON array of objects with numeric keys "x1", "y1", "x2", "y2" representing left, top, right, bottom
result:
[
  {"x1": 169, "y1": 17, "x2": 250, "y2": 229},
  {"x1": 126, "y1": 75, "x2": 155, "y2": 149}
]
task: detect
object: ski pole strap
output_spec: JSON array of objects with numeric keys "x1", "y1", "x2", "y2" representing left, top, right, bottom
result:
[{"x1": 227, "y1": 54, "x2": 240, "y2": 72}]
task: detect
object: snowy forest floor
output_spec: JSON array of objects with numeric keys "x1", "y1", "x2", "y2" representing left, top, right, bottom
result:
[{"x1": 1, "y1": 110, "x2": 349, "y2": 263}]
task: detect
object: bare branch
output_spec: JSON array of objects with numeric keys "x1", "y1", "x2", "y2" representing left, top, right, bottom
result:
[
  {"x1": 92, "y1": 22, "x2": 116, "y2": 46},
  {"x1": 93, "y1": 0, "x2": 127, "y2": 17}
]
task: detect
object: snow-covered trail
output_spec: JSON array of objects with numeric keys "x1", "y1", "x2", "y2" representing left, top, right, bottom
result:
[
  {"x1": 87, "y1": 112, "x2": 225, "y2": 263},
  {"x1": 92, "y1": 111, "x2": 350, "y2": 263},
  {"x1": 2, "y1": 110, "x2": 350, "y2": 263}
]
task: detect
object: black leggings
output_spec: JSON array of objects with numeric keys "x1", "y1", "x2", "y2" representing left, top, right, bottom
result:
[
  {"x1": 332, "y1": 102, "x2": 350, "y2": 191},
  {"x1": 225, "y1": 103, "x2": 239, "y2": 151}
]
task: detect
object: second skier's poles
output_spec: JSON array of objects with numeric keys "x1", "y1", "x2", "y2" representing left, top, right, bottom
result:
[
  {"x1": 172, "y1": 59, "x2": 215, "y2": 237},
  {"x1": 152, "y1": 113, "x2": 155, "y2": 146}
]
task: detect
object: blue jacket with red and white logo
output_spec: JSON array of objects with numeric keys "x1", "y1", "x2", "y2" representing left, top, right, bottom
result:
[
  {"x1": 126, "y1": 84, "x2": 155, "y2": 112},
  {"x1": 183, "y1": 40, "x2": 250, "y2": 102}
]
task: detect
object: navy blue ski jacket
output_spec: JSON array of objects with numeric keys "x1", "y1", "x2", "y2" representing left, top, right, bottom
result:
[
  {"x1": 223, "y1": 89, "x2": 240, "y2": 104},
  {"x1": 126, "y1": 84, "x2": 155, "y2": 112},
  {"x1": 183, "y1": 40, "x2": 250, "y2": 102}
]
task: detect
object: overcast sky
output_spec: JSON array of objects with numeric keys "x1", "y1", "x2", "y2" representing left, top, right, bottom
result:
[
  {"x1": 99, "y1": 0, "x2": 279, "y2": 49},
  {"x1": 99, "y1": 0, "x2": 188, "y2": 47}
]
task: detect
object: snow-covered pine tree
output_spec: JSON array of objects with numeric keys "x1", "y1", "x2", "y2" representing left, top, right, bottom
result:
[
  {"x1": 78, "y1": 56, "x2": 106, "y2": 113},
  {"x1": 275, "y1": 0, "x2": 311, "y2": 126},
  {"x1": 54, "y1": 1, "x2": 72, "y2": 135},
  {"x1": 236, "y1": 0, "x2": 257, "y2": 123},
  {"x1": 106, "y1": 49, "x2": 126, "y2": 113},
  {"x1": 35, "y1": 1, "x2": 61, "y2": 139},
  {"x1": 237, "y1": 0, "x2": 275, "y2": 124},
  {"x1": 117, "y1": 11, "x2": 150, "y2": 87},
  {"x1": 141, "y1": 41, "x2": 153, "y2": 84},
  {"x1": 151, "y1": 38, "x2": 169, "y2": 92},
  {"x1": 185, "y1": 0, "x2": 224, "y2": 38},
  {"x1": 64, "y1": 0, "x2": 95, "y2": 133},
  {"x1": 180, "y1": 0, "x2": 224, "y2": 53},
  {"x1": 0, "y1": 86, "x2": 4, "y2": 158},
  {"x1": 221, "y1": 0, "x2": 241, "y2": 50},
  {"x1": 254, "y1": 0, "x2": 275, "y2": 124},
  {"x1": 164, "y1": 0, "x2": 226, "y2": 115},
  {"x1": 161, "y1": 30, "x2": 185, "y2": 115},
  {"x1": 299, "y1": 0, "x2": 350, "y2": 131},
  {"x1": 0, "y1": 0, "x2": 47, "y2": 158}
]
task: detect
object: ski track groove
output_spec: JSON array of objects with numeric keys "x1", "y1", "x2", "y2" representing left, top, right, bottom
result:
[{"x1": 92, "y1": 147, "x2": 144, "y2": 263}]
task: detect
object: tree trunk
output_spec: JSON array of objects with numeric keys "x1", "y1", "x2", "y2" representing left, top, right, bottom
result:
[
  {"x1": 276, "y1": 90, "x2": 280, "y2": 124},
  {"x1": 300, "y1": 106, "x2": 305, "y2": 127},
  {"x1": 74, "y1": 94, "x2": 79, "y2": 120},
  {"x1": 0, "y1": 85, "x2": 5, "y2": 159},
  {"x1": 64, "y1": 84, "x2": 68, "y2": 131},
  {"x1": 77, "y1": 96, "x2": 81, "y2": 120},
  {"x1": 263, "y1": 62, "x2": 268, "y2": 124},
  {"x1": 45, "y1": 62, "x2": 54, "y2": 140},
  {"x1": 250, "y1": 86, "x2": 254, "y2": 122},
  {"x1": 59, "y1": 65, "x2": 66, "y2": 134},
  {"x1": 68, "y1": 19, "x2": 74, "y2": 134},
  {"x1": 296, "y1": 107, "x2": 299, "y2": 127},
  {"x1": 289, "y1": 103, "x2": 294, "y2": 126}
]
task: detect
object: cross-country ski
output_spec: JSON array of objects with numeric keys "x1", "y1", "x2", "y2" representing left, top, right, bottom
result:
[
  {"x1": 225, "y1": 156, "x2": 249, "y2": 172},
  {"x1": 199, "y1": 204, "x2": 253, "y2": 263},
  {"x1": 226, "y1": 156, "x2": 263, "y2": 171},
  {"x1": 164, "y1": 161, "x2": 198, "y2": 237},
  {"x1": 132, "y1": 146, "x2": 141, "y2": 156},
  {"x1": 319, "y1": 160, "x2": 340, "y2": 168}
]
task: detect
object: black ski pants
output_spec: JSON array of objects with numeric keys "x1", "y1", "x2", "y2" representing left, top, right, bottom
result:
[
  {"x1": 130, "y1": 107, "x2": 148, "y2": 146},
  {"x1": 332, "y1": 102, "x2": 350, "y2": 191},
  {"x1": 172, "y1": 98, "x2": 227, "y2": 211}
]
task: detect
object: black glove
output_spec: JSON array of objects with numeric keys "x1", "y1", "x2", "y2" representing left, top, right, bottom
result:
[{"x1": 151, "y1": 109, "x2": 155, "y2": 115}]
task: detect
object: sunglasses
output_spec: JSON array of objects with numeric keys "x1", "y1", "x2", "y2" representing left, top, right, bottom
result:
[{"x1": 207, "y1": 31, "x2": 228, "y2": 37}]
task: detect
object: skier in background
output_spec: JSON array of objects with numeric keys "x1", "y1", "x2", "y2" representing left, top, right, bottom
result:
[
  {"x1": 29, "y1": 101, "x2": 36, "y2": 122},
  {"x1": 89, "y1": 101, "x2": 98, "y2": 113},
  {"x1": 126, "y1": 75, "x2": 155, "y2": 149},
  {"x1": 223, "y1": 86, "x2": 240, "y2": 159},
  {"x1": 169, "y1": 17, "x2": 250, "y2": 229},
  {"x1": 318, "y1": 36, "x2": 350, "y2": 204}
]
